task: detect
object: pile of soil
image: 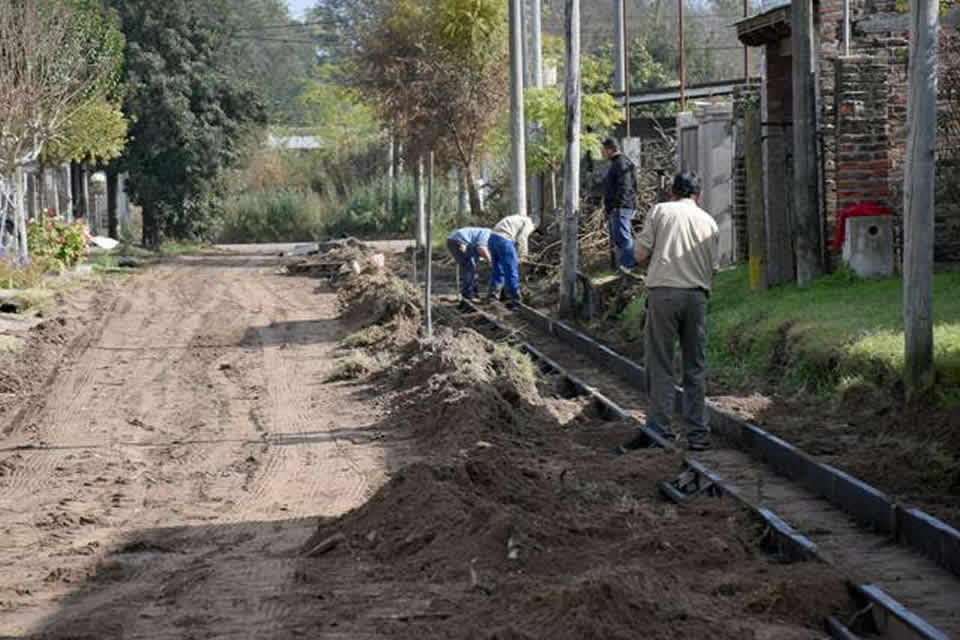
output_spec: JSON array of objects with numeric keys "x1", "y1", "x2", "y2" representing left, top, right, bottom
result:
[
  {"x1": 297, "y1": 270, "x2": 852, "y2": 638},
  {"x1": 285, "y1": 238, "x2": 378, "y2": 278}
]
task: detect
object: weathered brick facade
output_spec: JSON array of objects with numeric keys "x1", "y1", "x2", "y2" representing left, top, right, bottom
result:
[{"x1": 738, "y1": 0, "x2": 960, "y2": 266}]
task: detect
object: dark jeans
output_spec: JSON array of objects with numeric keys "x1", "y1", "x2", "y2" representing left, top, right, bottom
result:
[
  {"x1": 446, "y1": 238, "x2": 478, "y2": 298},
  {"x1": 607, "y1": 208, "x2": 637, "y2": 269},
  {"x1": 644, "y1": 287, "x2": 709, "y2": 443}
]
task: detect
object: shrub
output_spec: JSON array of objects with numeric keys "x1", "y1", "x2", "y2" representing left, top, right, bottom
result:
[
  {"x1": 219, "y1": 189, "x2": 328, "y2": 243},
  {"x1": 27, "y1": 214, "x2": 88, "y2": 271}
]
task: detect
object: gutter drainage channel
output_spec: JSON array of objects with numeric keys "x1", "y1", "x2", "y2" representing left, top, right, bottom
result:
[
  {"x1": 461, "y1": 300, "x2": 953, "y2": 640},
  {"x1": 510, "y1": 303, "x2": 960, "y2": 583}
]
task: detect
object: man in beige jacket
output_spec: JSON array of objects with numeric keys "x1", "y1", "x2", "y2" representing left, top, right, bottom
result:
[{"x1": 619, "y1": 171, "x2": 720, "y2": 452}]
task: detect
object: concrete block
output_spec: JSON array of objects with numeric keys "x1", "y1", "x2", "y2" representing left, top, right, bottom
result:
[{"x1": 843, "y1": 216, "x2": 895, "y2": 279}]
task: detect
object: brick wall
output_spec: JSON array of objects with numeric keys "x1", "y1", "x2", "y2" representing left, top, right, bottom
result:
[{"x1": 732, "y1": 84, "x2": 760, "y2": 265}]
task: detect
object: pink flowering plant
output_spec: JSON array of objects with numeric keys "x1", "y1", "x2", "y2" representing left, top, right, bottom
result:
[{"x1": 27, "y1": 214, "x2": 89, "y2": 271}]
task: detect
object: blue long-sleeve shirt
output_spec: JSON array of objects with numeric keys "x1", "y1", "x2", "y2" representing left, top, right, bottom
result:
[{"x1": 448, "y1": 227, "x2": 491, "y2": 249}]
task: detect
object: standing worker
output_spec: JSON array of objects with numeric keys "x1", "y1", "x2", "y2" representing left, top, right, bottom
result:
[
  {"x1": 618, "y1": 172, "x2": 719, "y2": 453},
  {"x1": 487, "y1": 214, "x2": 536, "y2": 307},
  {"x1": 601, "y1": 137, "x2": 639, "y2": 272},
  {"x1": 446, "y1": 227, "x2": 492, "y2": 308}
]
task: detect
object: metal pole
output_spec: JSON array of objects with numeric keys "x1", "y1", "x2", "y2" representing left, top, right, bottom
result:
[
  {"x1": 425, "y1": 152, "x2": 434, "y2": 338},
  {"x1": 614, "y1": 0, "x2": 626, "y2": 118},
  {"x1": 532, "y1": 0, "x2": 544, "y2": 224},
  {"x1": 560, "y1": 0, "x2": 581, "y2": 316},
  {"x1": 679, "y1": 0, "x2": 685, "y2": 112},
  {"x1": 509, "y1": 0, "x2": 528, "y2": 218},
  {"x1": 623, "y1": 0, "x2": 631, "y2": 138}
]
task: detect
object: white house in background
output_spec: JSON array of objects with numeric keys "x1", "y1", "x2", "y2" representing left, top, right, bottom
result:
[{"x1": 266, "y1": 134, "x2": 324, "y2": 151}]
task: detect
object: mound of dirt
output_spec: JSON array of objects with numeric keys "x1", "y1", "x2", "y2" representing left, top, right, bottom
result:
[{"x1": 301, "y1": 431, "x2": 848, "y2": 639}]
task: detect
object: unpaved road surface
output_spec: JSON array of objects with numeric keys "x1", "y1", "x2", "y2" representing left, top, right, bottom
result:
[{"x1": 0, "y1": 250, "x2": 390, "y2": 638}]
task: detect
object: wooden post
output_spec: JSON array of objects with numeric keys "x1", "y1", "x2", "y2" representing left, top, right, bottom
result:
[
  {"x1": 509, "y1": 0, "x2": 528, "y2": 218},
  {"x1": 792, "y1": 0, "x2": 823, "y2": 285},
  {"x1": 425, "y1": 152, "x2": 434, "y2": 338},
  {"x1": 745, "y1": 103, "x2": 766, "y2": 290},
  {"x1": 413, "y1": 156, "x2": 425, "y2": 286},
  {"x1": 560, "y1": 0, "x2": 581, "y2": 316},
  {"x1": 903, "y1": 0, "x2": 938, "y2": 403}
]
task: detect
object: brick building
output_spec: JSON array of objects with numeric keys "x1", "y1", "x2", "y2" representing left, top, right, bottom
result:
[{"x1": 735, "y1": 0, "x2": 960, "y2": 267}]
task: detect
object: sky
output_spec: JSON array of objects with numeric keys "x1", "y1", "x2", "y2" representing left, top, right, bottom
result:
[{"x1": 286, "y1": 0, "x2": 312, "y2": 19}]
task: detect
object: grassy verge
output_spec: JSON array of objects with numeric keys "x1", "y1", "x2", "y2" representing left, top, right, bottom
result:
[{"x1": 620, "y1": 266, "x2": 960, "y2": 404}]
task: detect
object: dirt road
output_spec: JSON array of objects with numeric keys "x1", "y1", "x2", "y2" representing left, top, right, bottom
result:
[{"x1": 0, "y1": 250, "x2": 390, "y2": 638}]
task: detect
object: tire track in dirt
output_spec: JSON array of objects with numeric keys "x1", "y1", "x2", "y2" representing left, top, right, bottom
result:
[{"x1": 0, "y1": 250, "x2": 390, "y2": 638}]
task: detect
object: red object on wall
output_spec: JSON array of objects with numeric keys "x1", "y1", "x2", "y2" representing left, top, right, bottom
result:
[{"x1": 833, "y1": 202, "x2": 892, "y2": 251}]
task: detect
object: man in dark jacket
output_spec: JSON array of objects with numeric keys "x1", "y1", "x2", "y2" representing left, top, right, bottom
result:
[{"x1": 601, "y1": 137, "x2": 638, "y2": 271}]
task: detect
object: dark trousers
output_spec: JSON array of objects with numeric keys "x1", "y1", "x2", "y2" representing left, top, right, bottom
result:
[
  {"x1": 446, "y1": 238, "x2": 478, "y2": 298},
  {"x1": 644, "y1": 287, "x2": 709, "y2": 442}
]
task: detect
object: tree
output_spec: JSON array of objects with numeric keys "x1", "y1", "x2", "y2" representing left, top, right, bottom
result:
[
  {"x1": 0, "y1": 0, "x2": 122, "y2": 261},
  {"x1": 351, "y1": 0, "x2": 509, "y2": 215},
  {"x1": 231, "y1": 0, "x2": 319, "y2": 124},
  {"x1": 298, "y1": 67, "x2": 380, "y2": 151},
  {"x1": 107, "y1": 0, "x2": 268, "y2": 246}
]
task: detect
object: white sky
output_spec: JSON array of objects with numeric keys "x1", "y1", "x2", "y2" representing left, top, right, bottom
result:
[{"x1": 286, "y1": 0, "x2": 312, "y2": 19}]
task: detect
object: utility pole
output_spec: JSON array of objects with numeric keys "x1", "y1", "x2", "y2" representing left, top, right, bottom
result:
[
  {"x1": 743, "y1": 0, "x2": 750, "y2": 79},
  {"x1": 679, "y1": 0, "x2": 686, "y2": 111},
  {"x1": 509, "y1": 0, "x2": 528, "y2": 218},
  {"x1": 622, "y1": 0, "x2": 631, "y2": 138},
  {"x1": 792, "y1": 0, "x2": 823, "y2": 285},
  {"x1": 904, "y1": 0, "x2": 938, "y2": 403},
  {"x1": 531, "y1": 0, "x2": 545, "y2": 225},
  {"x1": 425, "y1": 152, "x2": 434, "y2": 338},
  {"x1": 614, "y1": 0, "x2": 626, "y2": 118},
  {"x1": 560, "y1": 0, "x2": 581, "y2": 316}
]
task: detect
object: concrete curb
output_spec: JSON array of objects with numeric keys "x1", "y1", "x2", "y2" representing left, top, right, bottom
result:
[
  {"x1": 462, "y1": 301, "x2": 949, "y2": 640},
  {"x1": 513, "y1": 303, "x2": 960, "y2": 583}
]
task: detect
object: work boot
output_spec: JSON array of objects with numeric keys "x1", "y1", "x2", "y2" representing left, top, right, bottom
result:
[{"x1": 486, "y1": 287, "x2": 503, "y2": 304}]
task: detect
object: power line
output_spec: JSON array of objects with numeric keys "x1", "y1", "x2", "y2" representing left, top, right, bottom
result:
[{"x1": 229, "y1": 35, "x2": 319, "y2": 44}]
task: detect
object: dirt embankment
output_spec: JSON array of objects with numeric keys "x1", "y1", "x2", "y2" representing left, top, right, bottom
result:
[{"x1": 297, "y1": 269, "x2": 851, "y2": 639}]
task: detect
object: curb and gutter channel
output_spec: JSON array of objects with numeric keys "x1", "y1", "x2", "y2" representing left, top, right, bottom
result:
[{"x1": 459, "y1": 299, "x2": 959, "y2": 640}]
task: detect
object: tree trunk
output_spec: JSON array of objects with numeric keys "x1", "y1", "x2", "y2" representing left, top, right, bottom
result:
[
  {"x1": 15, "y1": 167, "x2": 29, "y2": 263},
  {"x1": 81, "y1": 167, "x2": 91, "y2": 226},
  {"x1": 903, "y1": 0, "x2": 938, "y2": 404},
  {"x1": 463, "y1": 162, "x2": 483, "y2": 217},
  {"x1": 107, "y1": 170, "x2": 119, "y2": 240},
  {"x1": 142, "y1": 203, "x2": 160, "y2": 249},
  {"x1": 71, "y1": 162, "x2": 85, "y2": 220}
]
